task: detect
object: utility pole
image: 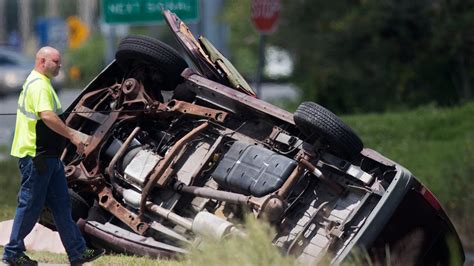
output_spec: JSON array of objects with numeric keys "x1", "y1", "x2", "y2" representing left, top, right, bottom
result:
[
  {"x1": 78, "y1": 0, "x2": 97, "y2": 31},
  {"x1": 0, "y1": 0, "x2": 6, "y2": 43},
  {"x1": 200, "y1": 0, "x2": 228, "y2": 56},
  {"x1": 19, "y1": 0, "x2": 32, "y2": 52},
  {"x1": 47, "y1": 0, "x2": 59, "y2": 17}
]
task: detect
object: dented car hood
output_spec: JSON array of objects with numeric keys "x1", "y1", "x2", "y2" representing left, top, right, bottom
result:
[{"x1": 163, "y1": 10, "x2": 256, "y2": 97}]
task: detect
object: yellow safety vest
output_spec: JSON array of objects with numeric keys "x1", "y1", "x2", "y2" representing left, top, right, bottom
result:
[{"x1": 10, "y1": 70, "x2": 62, "y2": 158}]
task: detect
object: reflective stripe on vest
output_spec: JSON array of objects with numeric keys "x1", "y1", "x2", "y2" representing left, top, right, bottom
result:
[{"x1": 18, "y1": 78, "x2": 61, "y2": 120}]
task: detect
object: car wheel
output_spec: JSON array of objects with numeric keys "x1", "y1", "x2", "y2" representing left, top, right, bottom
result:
[
  {"x1": 293, "y1": 102, "x2": 363, "y2": 159},
  {"x1": 115, "y1": 35, "x2": 188, "y2": 91},
  {"x1": 39, "y1": 189, "x2": 90, "y2": 231}
]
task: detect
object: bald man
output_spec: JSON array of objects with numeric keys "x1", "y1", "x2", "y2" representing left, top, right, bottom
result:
[{"x1": 3, "y1": 47, "x2": 104, "y2": 265}]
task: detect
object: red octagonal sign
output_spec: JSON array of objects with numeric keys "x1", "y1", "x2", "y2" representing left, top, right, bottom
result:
[{"x1": 251, "y1": 0, "x2": 281, "y2": 34}]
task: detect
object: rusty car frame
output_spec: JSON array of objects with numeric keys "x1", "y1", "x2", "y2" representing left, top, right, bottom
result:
[{"x1": 40, "y1": 10, "x2": 464, "y2": 265}]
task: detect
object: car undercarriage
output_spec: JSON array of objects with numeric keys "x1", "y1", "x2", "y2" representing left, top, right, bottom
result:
[{"x1": 39, "y1": 10, "x2": 464, "y2": 265}]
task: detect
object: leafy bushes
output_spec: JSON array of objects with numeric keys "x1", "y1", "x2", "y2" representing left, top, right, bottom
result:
[
  {"x1": 63, "y1": 34, "x2": 106, "y2": 88},
  {"x1": 223, "y1": 1, "x2": 474, "y2": 113}
]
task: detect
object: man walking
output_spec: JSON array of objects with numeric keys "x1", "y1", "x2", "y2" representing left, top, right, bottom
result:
[{"x1": 2, "y1": 47, "x2": 104, "y2": 265}]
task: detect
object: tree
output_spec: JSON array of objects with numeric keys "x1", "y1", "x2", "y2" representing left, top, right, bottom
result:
[
  {"x1": 223, "y1": 0, "x2": 474, "y2": 113},
  {"x1": 222, "y1": 0, "x2": 260, "y2": 79}
]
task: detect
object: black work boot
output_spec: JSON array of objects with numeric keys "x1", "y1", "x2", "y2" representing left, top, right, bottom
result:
[
  {"x1": 70, "y1": 247, "x2": 105, "y2": 265},
  {"x1": 2, "y1": 254, "x2": 38, "y2": 265}
]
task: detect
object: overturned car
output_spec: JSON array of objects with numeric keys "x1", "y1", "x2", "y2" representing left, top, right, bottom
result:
[{"x1": 40, "y1": 10, "x2": 464, "y2": 265}]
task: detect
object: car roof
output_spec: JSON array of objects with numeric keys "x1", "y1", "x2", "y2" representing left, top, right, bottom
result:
[{"x1": 0, "y1": 47, "x2": 34, "y2": 66}]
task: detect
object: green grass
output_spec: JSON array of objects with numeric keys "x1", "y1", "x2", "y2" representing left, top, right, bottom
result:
[
  {"x1": 0, "y1": 246, "x2": 180, "y2": 265},
  {"x1": 179, "y1": 217, "x2": 299, "y2": 266},
  {"x1": 344, "y1": 102, "x2": 474, "y2": 250},
  {"x1": 0, "y1": 218, "x2": 299, "y2": 265},
  {"x1": 1, "y1": 102, "x2": 473, "y2": 262},
  {"x1": 0, "y1": 155, "x2": 20, "y2": 221}
]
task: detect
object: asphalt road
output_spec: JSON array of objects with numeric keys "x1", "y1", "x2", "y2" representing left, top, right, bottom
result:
[{"x1": 0, "y1": 89, "x2": 80, "y2": 147}]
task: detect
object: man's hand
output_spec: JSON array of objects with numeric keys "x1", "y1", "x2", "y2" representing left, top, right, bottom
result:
[
  {"x1": 70, "y1": 135, "x2": 86, "y2": 155},
  {"x1": 39, "y1": 110, "x2": 86, "y2": 155}
]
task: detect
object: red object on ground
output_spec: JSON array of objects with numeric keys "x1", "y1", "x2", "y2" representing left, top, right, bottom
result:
[{"x1": 251, "y1": 0, "x2": 281, "y2": 34}]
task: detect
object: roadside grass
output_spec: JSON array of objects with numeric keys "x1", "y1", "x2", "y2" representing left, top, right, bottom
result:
[
  {"x1": 0, "y1": 102, "x2": 473, "y2": 262},
  {"x1": 0, "y1": 151, "x2": 20, "y2": 221},
  {"x1": 345, "y1": 102, "x2": 474, "y2": 250},
  {"x1": 0, "y1": 246, "x2": 179, "y2": 265},
  {"x1": 0, "y1": 218, "x2": 299, "y2": 266},
  {"x1": 179, "y1": 217, "x2": 299, "y2": 266}
]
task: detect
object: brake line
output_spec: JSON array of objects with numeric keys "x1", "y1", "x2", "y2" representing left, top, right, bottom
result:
[{"x1": 0, "y1": 109, "x2": 147, "y2": 116}]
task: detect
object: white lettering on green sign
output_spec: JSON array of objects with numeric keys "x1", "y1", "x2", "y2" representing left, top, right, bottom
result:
[
  {"x1": 107, "y1": 2, "x2": 140, "y2": 15},
  {"x1": 103, "y1": 0, "x2": 199, "y2": 24}
]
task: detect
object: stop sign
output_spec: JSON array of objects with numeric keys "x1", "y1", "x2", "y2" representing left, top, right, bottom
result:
[{"x1": 251, "y1": 0, "x2": 281, "y2": 34}]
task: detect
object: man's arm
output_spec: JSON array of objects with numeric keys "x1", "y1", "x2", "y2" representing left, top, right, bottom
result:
[{"x1": 39, "y1": 110, "x2": 85, "y2": 154}]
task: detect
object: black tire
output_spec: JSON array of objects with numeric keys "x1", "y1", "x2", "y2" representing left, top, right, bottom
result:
[
  {"x1": 115, "y1": 35, "x2": 188, "y2": 91},
  {"x1": 294, "y1": 102, "x2": 363, "y2": 159},
  {"x1": 69, "y1": 189, "x2": 90, "y2": 221},
  {"x1": 86, "y1": 200, "x2": 110, "y2": 224},
  {"x1": 39, "y1": 189, "x2": 90, "y2": 231}
]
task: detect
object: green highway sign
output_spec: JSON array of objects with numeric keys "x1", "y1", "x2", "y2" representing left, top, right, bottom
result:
[{"x1": 102, "y1": 0, "x2": 199, "y2": 24}]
